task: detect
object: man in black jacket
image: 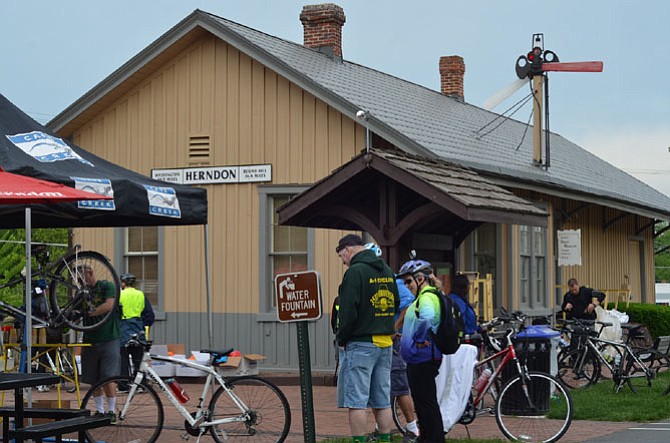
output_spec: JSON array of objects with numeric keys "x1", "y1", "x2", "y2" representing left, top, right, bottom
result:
[{"x1": 561, "y1": 278, "x2": 605, "y2": 320}]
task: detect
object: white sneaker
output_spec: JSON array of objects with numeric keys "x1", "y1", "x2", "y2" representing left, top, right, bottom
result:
[{"x1": 37, "y1": 385, "x2": 50, "y2": 392}]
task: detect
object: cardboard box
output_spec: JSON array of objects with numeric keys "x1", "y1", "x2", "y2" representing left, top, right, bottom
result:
[
  {"x1": 176, "y1": 351, "x2": 210, "y2": 377},
  {"x1": 149, "y1": 345, "x2": 176, "y2": 377},
  {"x1": 25, "y1": 400, "x2": 62, "y2": 424},
  {"x1": 215, "y1": 354, "x2": 265, "y2": 376},
  {"x1": 168, "y1": 343, "x2": 185, "y2": 355}
]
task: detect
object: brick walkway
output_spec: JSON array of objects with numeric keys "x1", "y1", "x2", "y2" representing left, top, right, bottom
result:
[{"x1": 10, "y1": 376, "x2": 638, "y2": 442}]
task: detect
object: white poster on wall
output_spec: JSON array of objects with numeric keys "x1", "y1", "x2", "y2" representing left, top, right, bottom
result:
[{"x1": 557, "y1": 229, "x2": 582, "y2": 266}]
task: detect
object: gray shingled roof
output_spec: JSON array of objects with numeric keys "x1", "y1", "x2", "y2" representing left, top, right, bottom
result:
[
  {"x1": 207, "y1": 12, "x2": 670, "y2": 220},
  {"x1": 48, "y1": 10, "x2": 670, "y2": 220}
]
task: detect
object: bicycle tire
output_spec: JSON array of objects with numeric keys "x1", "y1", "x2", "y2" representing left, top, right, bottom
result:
[
  {"x1": 495, "y1": 371, "x2": 573, "y2": 443},
  {"x1": 209, "y1": 375, "x2": 291, "y2": 443},
  {"x1": 624, "y1": 349, "x2": 656, "y2": 393},
  {"x1": 81, "y1": 376, "x2": 163, "y2": 443},
  {"x1": 557, "y1": 347, "x2": 600, "y2": 389},
  {"x1": 392, "y1": 395, "x2": 410, "y2": 435},
  {"x1": 49, "y1": 250, "x2": 120, "y2": 332},
  {"x1": 58, "y1": 348, "x2": 77, "y2": 393}
]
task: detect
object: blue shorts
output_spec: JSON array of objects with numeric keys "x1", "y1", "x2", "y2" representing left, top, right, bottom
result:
[
  {"x1": 337, "y1": 341, "x2": 392, "y2": 409},
  {"x1": 391, "y1": 339, "x2": 409, "y2": 396}
]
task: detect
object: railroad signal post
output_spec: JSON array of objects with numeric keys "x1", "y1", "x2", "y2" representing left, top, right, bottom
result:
[
  {"x1": 515, "y1": 33, "x2": 603, "y2": 168},
  {"x1": 274, "y1": 271, "x2": 323, "y2": 443}
]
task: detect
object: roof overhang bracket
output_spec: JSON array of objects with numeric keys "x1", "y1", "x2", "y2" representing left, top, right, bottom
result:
[
  {"x1": 636, "y1": 219, "x2": 658, "y2": 236},
  {"x1": 561, "y1": 202, "x2": 591, "y2": 223},
  {"x1": 654, "y1": 223, "x2": 670, "y2": 238},
  {"x1": 603, "y1": 212, "x2": 630, "y2": 231}
]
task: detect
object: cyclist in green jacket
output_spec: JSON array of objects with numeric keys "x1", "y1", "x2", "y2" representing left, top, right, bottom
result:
[{"x1": 335, "y1": 234, "x2": 399, "y2": 443}]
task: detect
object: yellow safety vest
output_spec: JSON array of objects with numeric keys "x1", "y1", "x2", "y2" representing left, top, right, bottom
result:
[{"x1": 120, "y1": 287, "x2": 145, "y2": 319}]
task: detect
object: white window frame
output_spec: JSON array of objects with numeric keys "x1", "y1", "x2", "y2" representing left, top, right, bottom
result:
[
  {"x1": 519, "y1": 225, "x2": 548, "y2": 311},
  {"x1": 122, "y1": 226, "x2": 163, "y2": 315},
  {"x1": 257, "y1": 186, "x2": 314, "y2": 321}
]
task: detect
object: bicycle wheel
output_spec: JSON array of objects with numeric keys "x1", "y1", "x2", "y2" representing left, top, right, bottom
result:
[
  {"x1": 81, "y1": 376, "x2": 163, "y2": 443},
  {"x1": 557, "y1": 347, "x2": 600, "y2": 389},
  {"x1": 49, "y1": 250, "x2": 120, "y2": 332},
  {"x1": 58, "y1": 348, "x2": 77, "y2": 393},
  {"x1": 496, "y1": 371, "x2": 573, "y2": 443},
  {"x1": 392, "y1": 395, "x2": 409, "y2": 434},
  {"x1": 209, "y1": 376, "x2": 291, "y2": 443},
  {"x1": 624, "y1": 350, "x2": 655, "y2": 393}
]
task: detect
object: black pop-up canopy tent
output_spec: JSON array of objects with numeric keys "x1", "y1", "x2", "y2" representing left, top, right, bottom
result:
[
  {"x1": 0, "y1": 93, "x2": 207, "y2": 227},
  {"x1": 0, "y1": 92, "x2": 214, "y2": 348}
]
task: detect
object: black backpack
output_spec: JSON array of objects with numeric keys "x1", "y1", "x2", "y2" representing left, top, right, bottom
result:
[{"x1": 416, "y1": 288, "x2": 465, "y2": 355}]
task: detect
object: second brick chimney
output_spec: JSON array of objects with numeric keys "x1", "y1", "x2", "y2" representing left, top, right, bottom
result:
[
  {"x1": 439, "y1": 56, "x2": 465, "y2": 102},
  {"x1": 300, "y1": 4, "x2": 346, "y2": 59}
]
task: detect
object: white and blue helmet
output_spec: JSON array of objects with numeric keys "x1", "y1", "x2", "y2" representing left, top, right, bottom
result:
[{"x1": 363, "y1": 242, "x2": 382, "y2": 257}]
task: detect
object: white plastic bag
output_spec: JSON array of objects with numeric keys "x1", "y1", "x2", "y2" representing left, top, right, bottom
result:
[
  {"x1": 436, "y1": 344, "x2": 477, "y2": 432},
  {"x1": 595, "y1": 306, "x2": 623, "y2": 359},
  {"x1": 608, "y1": 308, "x2": 629, "y2": 325}
]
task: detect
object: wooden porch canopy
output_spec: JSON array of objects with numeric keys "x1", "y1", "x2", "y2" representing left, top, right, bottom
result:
[{"x1": 278, "y1": 148, "x2": 547, "y2": 268}]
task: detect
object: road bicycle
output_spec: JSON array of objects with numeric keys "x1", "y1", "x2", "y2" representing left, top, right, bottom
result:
[
  {"x1": 557, "y1": 318, "x2": 662, "y2": 393},
  {"x1": 390, "y1": 330, "x2": 508, "y2": 435},
  {"x1": 32, "y1": 342, "x2": 78, "y2": 394},
  {"x1": 81, "y1": 334, "x2": 292, "y2": 443},
  {"x1": 458, "y1": 311, "x2": 573, "y2": 443},
  {"x1": 0, "y1": 243, "x2": 120, "y2": 332}
]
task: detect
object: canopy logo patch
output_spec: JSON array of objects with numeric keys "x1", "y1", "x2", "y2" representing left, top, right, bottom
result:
[
  {"x1": 143, "y1": 185, "x2": 181, "y2": 218},
  {"x1": 72, "y1": 177, "x2": 115, "y2": 210},
  {"x1": 6, "y1": 131, "x2": 93, "y2": 166}
]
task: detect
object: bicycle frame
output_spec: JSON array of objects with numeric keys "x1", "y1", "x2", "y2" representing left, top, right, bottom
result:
[
  {"x1": 577, "y1": 334, "x2": 654, "y2": 390},
  {"x1": 472, "y1": 330, "x2": 523, "y2": 407},
  {"x1": 122, "y1": 351, "x2": 252, "y2": 430}
]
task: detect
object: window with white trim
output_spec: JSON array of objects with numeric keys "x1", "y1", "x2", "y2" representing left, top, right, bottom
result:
[
  {"x1": 124, "y1": 227, "x2": 159, "y2": 307},
  {"x1": 519, "y1": 225, "x2": 547, "y2": 310},
  {"x1": 259, "y1": 187, "x2": 313, "y2": 316}
]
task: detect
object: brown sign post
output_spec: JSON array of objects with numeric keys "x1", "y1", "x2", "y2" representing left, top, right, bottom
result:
[
  {"x1": 274, "y1": 270, "x2": 322, "y2": 443},
  {"x1": 275, "y1": 271, "x2": 322, "y2": 323}
]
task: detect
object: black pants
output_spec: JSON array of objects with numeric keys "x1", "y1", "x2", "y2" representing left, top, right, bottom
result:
[
  {"x1": 407, "y1": 359, "x2": 443, "y2": 443},
  {"x1": 120, "y1": 345, "x2": 143, "y2": 379}
]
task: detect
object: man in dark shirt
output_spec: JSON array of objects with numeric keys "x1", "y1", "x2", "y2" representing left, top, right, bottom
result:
[{"x1": 561, "y1": 278, "x2": 605, "y2": 320}]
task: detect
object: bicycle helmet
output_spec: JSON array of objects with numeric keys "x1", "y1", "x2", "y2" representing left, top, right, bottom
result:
[
  {"x1": 120, "y1": 273, "x2": 136, "y2": 284},
  {"x1": 363, "y1": 242, "x2": 382, "y2": 257},
  {"x1": 397, "y1": 259, "x2": 432, "y2": 277}
]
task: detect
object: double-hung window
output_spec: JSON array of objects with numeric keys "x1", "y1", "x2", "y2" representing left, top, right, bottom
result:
[
  {"x1": 519, "y1": 225, "x2": 547, "y2": 310},
  {"x1": 259, "y1": 187, "x2": 313, "y2": 319},
  {"x1": 124, "y1": 226, "x2": 160, "y2": 308}
]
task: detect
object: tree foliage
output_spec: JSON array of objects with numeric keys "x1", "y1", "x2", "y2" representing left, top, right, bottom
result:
[
  {"x1": 655, "y1": 222, "x2": 670, "y2": 283},
  {"x1": 0, "y1": 228, "x2": 68, "y2": 308}
]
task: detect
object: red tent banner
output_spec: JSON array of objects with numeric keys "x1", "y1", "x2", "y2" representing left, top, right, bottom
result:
[{"x1": 0, "y1": 167, "x2": 111, "y2": 204}]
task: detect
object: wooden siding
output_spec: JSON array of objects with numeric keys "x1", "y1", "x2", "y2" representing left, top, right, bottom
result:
[
  {"x1": 554, "y1": 201, "x2": 653, "y2": 302},
  {"x1": 64, "y1": 35, "x2": 361, "y2": 362}
]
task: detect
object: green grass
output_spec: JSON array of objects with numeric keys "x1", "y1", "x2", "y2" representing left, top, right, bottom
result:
[{"x1": 568, "y1": 368, "x2": 670, "y2": 421}]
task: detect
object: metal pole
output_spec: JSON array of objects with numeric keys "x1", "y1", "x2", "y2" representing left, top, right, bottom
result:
[
  {"x1": 297, "y1": 321, "x2": 316, "y2": 443},
  {"x1": 204, "y1": 224, "x2": 213, "y2": 348},
  {"x1": 25, "y1": 207, "x2": 33, "y2": 408},
  {"x1": 532, "y1": 75, "x2": 543, "y2": 165}
]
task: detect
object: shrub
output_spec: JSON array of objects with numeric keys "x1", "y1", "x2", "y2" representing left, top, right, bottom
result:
[{"x1": 607, "y1": 302, "x2": 670, "y2": 338}]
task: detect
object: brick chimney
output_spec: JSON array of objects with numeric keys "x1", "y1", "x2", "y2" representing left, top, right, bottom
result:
[
  {"x1": 300, "y1": 4, "x2": 346, "y2": 59},
  {"x1": 439, "y1": 56, "x2": 465, "y2": 102}
]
